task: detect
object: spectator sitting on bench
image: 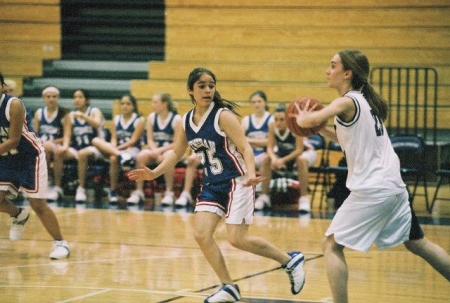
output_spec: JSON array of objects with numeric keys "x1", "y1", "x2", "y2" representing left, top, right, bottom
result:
[
  {"x1": 127, "y1": 92, "x2": 182, "y2": 206},
  {"x1": 174, "y1": 151, "x2": 202, "y2": 207},
  {"x1": 255, "y1": 103, "x2": 317, "y2": 212},
  {"x1": 48, "y1": 89, "x2": 106, "y2": 203},
  {"x1": 241, "y1": 90, "x2": 273, "y2": 199},
  {"x1": 32, "y1": 87, "x2": 70, "y2": 201},
  {"x1": 92, "y1": 94, "x2": 145, "y2": 203}
]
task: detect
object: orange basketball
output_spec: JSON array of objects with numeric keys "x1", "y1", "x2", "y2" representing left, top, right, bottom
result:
[{"x1": 285, "y1": 97, "x2": 326, "y2": 137}]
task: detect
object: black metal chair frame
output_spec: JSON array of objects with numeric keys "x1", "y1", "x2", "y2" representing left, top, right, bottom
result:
[
  {"x1": 307, "y1": 134, "x2": 327, "y2": 208},
  {"x1": 429, "y1": 154, "x2": 450, "y2": 213},
  {"x1": 390, "y1": 135, "x2": 429, "y2": 210},
  {"x1": 322, "y1": 141, "x2": 348, "y2": 210}
]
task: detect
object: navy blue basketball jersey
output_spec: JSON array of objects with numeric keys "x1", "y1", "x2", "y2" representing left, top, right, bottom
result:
[
  {"x1": 245, "y1": 112, "x2": 272, "y2": 156},
  {"x1": 114, "y1": 113, "x2": 141, "y2": 148},
  {"x1": 184, "y1": 102, "x2": 246, "y2": 185},
  {"x1": 70, "y1": 107, "x2": 103, "y2": 150},
  {"x1": 0, "y1": 94, "x2": 43, "y2": 165},
  {"x1": 37, "y1": 107, "x2": 64, "y2": 142},
  {"x1": 151, "y1": 112, "x2": 177, "y2": 147},
  {"x1": 275, "y1": 128, "x2": 297, "y2": 158}
]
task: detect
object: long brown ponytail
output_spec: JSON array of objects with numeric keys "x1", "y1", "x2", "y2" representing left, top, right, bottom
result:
[{"x1": 339, "y1": 50, "x2": 388, "y2": 121}]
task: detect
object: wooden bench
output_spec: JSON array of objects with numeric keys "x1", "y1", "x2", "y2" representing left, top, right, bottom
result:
[
  {"x1": 0, "y1": 59, "x2": 43, "y2": 77},
  {"x1": 148, "y1": 62, "x2": 450, "y2": 87},
  {"x1": 166, "y1": 27, "x2": 448, "y2": 49},
  {"x1": 0, "y1": 41, "x2": 61, "y2": 60},
  {"x1": 0, "y1": 1, "x2": 61, "y2": 79},
  {"x1": 0, "y1": 24, "x2": 60, "y2": 42},
  {"x1": 139, "y1": 0, "x2": 450, "y2": 135},
  {"x1": 131, "y1": 79, "x2": 450, "y2": 108},
  {"x1": 112, "y1": 100, "x2": 257, "y2": 121},
  {"x1": 1, "y1": 4, "x2": 60, "y2": 23},
  {"x1": 166, "y1": 7, "x2": 449, "y2": 28},
  {"x1": 165, "y1": 46, "x2": 450, "y2": 66},
  {"x1": 110, "y1": 100, "x2": 450, "y2": 138},
  {"x1": 3, "y1": 0, "x2": 59, "y2": 4},
  {"x1": 166, "y1": 0, "x2": 448, "y2": 7}
]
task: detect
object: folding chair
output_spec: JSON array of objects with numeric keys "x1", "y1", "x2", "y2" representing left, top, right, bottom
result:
[
  {"x1": 307, "y1": 134, "x2": 327, "y2": 207},
  {"x1": 390, "y1": 135, "x2": 429, "y2": 209},
  {"x1": 322, "y1": 141, "x2": 348, "y2": 210},
  {"x1": 428, "y1": 154, "x2": 450, "y2": 213}
]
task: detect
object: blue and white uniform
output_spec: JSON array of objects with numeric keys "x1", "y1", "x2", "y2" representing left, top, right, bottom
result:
[
  {"x1": 114, "y1": 112, "x2": 142, "y2": 157},
  {"x1": 242, "y1": 112, "x2": 272, "y2": 157},
  {"x1": 325, "y1": 90, "x2": 423, "y2": 252},
  {"x1": 148, "y1": 112, "x2": 178, "y2": 147},
  {"x1": 273, "y1": 127, "x2": 317, "y2": 170},
  {"x1": 242, "y1": 112, "x2": 272, "y2": 168},
  {"x1": 68, "y1": 106, "x2": 105, "y2": 160},
  {"x1": 70, "y1": 107, "x2": 104, "y2": 150},
  {"x1": 184, "y1": 102, "x2": 253, "y2": 224},
  {"x1": 274, "y1": 128, "x2": 297, "y2": 158},
  {"x1": 0, "y1": 94, "x2": 47, "y2": 199},
  {"x1": 35, "y1": 107, "x2": 64, "y2": 142}
]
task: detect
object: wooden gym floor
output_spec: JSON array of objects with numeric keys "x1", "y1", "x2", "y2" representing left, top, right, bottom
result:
[{"x1": 0, "y1": 184, "x2": 449, "y2": 302}]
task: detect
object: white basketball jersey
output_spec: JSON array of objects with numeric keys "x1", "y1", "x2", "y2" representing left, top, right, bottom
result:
[{"x1": 334, "y1": 91, "x2": 405, "y2": 197}]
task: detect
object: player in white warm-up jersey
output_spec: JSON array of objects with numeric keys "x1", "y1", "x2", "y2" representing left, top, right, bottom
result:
[
  {"x1": 292, "y1": 49, "x2": 450, "y2": 303},
  {"x1": 335, "y1": 90, "x2": 406, "y2": 197}
]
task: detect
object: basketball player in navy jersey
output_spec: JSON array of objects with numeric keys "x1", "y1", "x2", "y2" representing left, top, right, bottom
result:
[
  {"x1": 32, "y1": 86, "x2": 71, "y2": 201},
  {"x1": 92, "y1": 94, "x2": 145, "y2": 203},
  {"x1": 240, "y1": 90, "x2": 272, "y2": 210},
  {"x1": 292, "y1": 50, "x2": 450, "y2": 302},
  {"x1": 50, "y1": 89, "x2": 106, "y2": 203},
  {"x1": 129, "y1": 68, "x2": 306, "y2": 302},
  {"x1": 0, "y1": 73, "x2": 70, "y2": 259},
  {"x1": 3, "y1": 78, "x2": 34, "y2": 133}
]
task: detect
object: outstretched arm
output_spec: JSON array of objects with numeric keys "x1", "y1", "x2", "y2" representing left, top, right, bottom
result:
[
  {"x1": 128, "y1": 122, "x2": 188, "y2": 182},
  {"x1": 292, "y1": 97, "x2": 355, "y2": 143}
]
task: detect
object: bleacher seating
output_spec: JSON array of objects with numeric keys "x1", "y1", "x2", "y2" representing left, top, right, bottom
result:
[
  {"x1": 132, "y1": 0, "x2": 450, "y2": 133},
  {"x1": 0, "y1": 0, "x2": 61, "y2": 93},
  {"x1": 60, "y1": 0, "x2": 165, "y2": 61},
  {"x1": 4, "y1": 0, "x2": 450, "y2": 162},
  {"x1": 3, "y1": 0, "x2": 449, "y2": 129},
  {"x1": 4, "y1": 0, "x2": 449, "y2": 204}
]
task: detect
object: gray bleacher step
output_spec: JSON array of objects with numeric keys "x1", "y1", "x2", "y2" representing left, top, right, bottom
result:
[
  {"x1": 45, "y1": 60, "x2": 149, "y2": 73},
  {"x1": 43, "y1": 60, "x2": 149, "y2": 79},
  {"x1": 62, "y1": 52, "x2": 163, "y2": 62},
  {"x1": 22, "y1": 97, "x2": 114, "y2": 120},
  {"x1": 24, "y1": 77, "x2": 131, "y2": 90},
  {"x1": 23, "y1": 78, "x2": 132, "y2": 99}
]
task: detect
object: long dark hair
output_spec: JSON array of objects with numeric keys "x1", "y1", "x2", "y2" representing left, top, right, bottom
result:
[
  {"x1": 0, "y1": 73, "x2": 5, "y2": 91},
  {"x1": 74, "y1": 89, "x2": 91, "y2": 106},
  {"x1": 121, "y1": 93, "x2": 141, "y2": 116},
  {"x1": 187, "y1": 67, "x2": 240, "y2": 116},
  {"x1": 338, "y1": 50, "x2": 388, "y2": 121}
]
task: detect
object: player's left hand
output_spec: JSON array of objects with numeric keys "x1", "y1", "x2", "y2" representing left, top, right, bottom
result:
[
  {"x1": 127, "y1": 165, "x2": 156, "y2": 182},
  {"x1": 243, "y1": 175, "x2": 265, "y2": 187}
]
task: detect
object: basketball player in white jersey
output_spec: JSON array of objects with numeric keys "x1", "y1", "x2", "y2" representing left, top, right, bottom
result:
[{"x1": 291, "y1": 49, "x2": 450, "y2": 303}]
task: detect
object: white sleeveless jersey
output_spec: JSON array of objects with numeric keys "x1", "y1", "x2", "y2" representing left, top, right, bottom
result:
[{"x1": 335, "y1": 91, "x2": 405, "y2": 197}]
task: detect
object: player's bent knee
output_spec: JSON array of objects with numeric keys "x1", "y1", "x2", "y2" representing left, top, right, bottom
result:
[{"x1": 404, "y1": 238, "x2": 426, "y2": 255}]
